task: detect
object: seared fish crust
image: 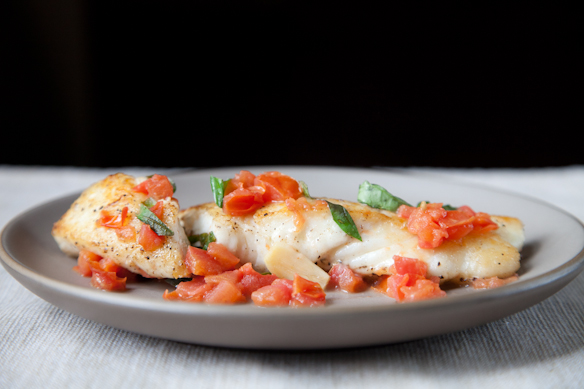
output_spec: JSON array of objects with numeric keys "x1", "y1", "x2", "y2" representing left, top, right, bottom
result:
[{"x1": 52, "y1": 173, "x2": 190, "y2": 279}]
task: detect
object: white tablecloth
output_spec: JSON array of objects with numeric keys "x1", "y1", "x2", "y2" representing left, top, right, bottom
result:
[{"x1": 2, "y1": 165, "x2": 583, "y2": 388}]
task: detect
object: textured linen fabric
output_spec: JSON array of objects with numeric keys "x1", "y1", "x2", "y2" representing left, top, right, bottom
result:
[{"x1": 1, "y1": 165, "x2": 583, "y2": 389}]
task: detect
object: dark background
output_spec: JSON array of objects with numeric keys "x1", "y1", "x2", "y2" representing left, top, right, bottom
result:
[{"x1": 1, "y1": 1, "x2": 579, "y2": 168}]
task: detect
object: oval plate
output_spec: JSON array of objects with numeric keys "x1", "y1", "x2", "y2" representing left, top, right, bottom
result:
[{"x1": 2, "y1": 166, "x2": 584, "y2": 349}]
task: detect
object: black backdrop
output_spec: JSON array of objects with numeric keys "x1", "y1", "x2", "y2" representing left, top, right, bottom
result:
[{"x1": 1, "y1": 1, "x2": 579, "y2": 168}]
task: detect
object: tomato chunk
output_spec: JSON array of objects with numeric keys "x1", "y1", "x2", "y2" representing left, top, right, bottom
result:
[
  {"x1": 204, "y1": 280, "x2": 247, "y2": 304},
  {"x1": 99, "y1": 207, "x2": 128, "y2": 228},
  {"x1": 237, "y1": 263, "x2": 279, "y2": 297},
  {"x1": 138, "y1": 224, "x2": 165, "y2": 251},
  {"x1": 251, "y1": 279, "x2": 294, "y2": 307},
  {"x1": 327, "y1": 263, "x2": 367, "y2": 293},
  {"x1": 373, "y1": 255, "x2": 446, "y2": 303},
  {"x1": 206, "y1": 242, "x2": 240, "y2": 271},
  {"x1": 74, "y1": 249, "x2": 132, "y2": 291},
  {"x1": 73, "y1": 249, "x2": 102, "y2": 277},
  {"x1": 185, "y1": 246, "x2": 224, "y2": 276},
  {"x1": 291, "y1": 274, "x2": 326, "y2": 307},
  {"x1": 397, "y1": 203, "x2": 498, "y2": 249},
  {"x1": 222, "y1": 170, "x2": 303, "y2": 216},
  {"x1": 132, "y1": 174, "x2": 174, "y2": 200}
]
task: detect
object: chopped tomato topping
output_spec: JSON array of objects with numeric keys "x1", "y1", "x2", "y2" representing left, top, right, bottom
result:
[
  {"x1": 373, "y1": 255, "x2": 446, "y2": 303},
  {"x1": 73, "y1": 249, "x2": 102, "y2": 277},
  {"x1": 73, "y1": 249, "x2": 133, "y2": 291},
  {"x1": 99, "y1": 206, "x2": 128, "y2": 228},
  {"x1": 222, "y1": 170, "x2": 303, "y2": 216},
  {"x1": 237, "y1": 263, "x2": 279, "y2": 297},
  {"x1": 397, "y1": 203, "x2": 498, "y2": 249},
  {"x1": 204, "y1": 280, "x2": 247, "y2": 304},
  {"x1": 132, "y1": 174, "x2": 174, "y2": 200},
  {"x1": 185, "y1": 246, "x2": 224, "y2": 276},
  {"x1": 327, "y1": 263, "x2": 368, "y2": 293},
  {"x1": 185, "y1": 243, "x2": 241, "y2": 277},
  {"x1": 138, "y1": 224, "x2": 165, "y2": 251},
  {"x1": 149, "y1": 200, "x2": 165, "y2": 219},
  {"x1": 115, "y1": 225, "x2": 136, "y2": 242},
  {"x1": 291, "y1": 274, "x2": 326, "y2": 307},
  {"x1": 206, "y1": 242, "x2": 241, "y2": 271},
  {"x1": 255, "y1": 171, "x2": 303, "y2": 203},
  {"x1": 163, "y1": 277, "x2": 212, "y2": 302},
  {"x1": 251, "y1": 279, "x2": 294, "y2": 307}
]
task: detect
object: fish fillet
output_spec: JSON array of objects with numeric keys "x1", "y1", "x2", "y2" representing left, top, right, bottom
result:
[
  {"x1": 179, "y1": 199, "x2": 524, "y2": 283},
  {"x1": 52, "y1": 173, "x2": 191, "y2": 279}
]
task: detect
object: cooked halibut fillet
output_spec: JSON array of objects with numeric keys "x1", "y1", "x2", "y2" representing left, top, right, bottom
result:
[
  {"x1": 180, "y1": 199, "x2": 524, "y2": 283},
  {"x1": 52, "y1": 173, "x2": 191, "y2": 279}
]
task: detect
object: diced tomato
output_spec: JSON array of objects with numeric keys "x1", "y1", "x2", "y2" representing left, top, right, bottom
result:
[
  {"x1": 223, "y1": 187, "x2": 266, "y2": 216},
  {"x1": 185, "y1": 246, "x2": 224, "y2": 276},
  {"x1": 393, "y1": 255, "x2": 428, "y2": 277},
  {"x1": 74, "y1": 249, "x2": 132, "y2": 291},
  {"x1": 205, "y1": 269, "x2": 243, "y2": 286},
  {"x1": 374, "y1": 255, "x2": 446, "y2": 303},
  {"x1": 291, "y1": 274, "x2": 326, "y2": 307},
  {"x1": 224, "y1": 170, "x2": 257, "y2": 194},
  {"x1": 149, "y1": 200, "x2": 165, "y2": 219},
  {"x1": 73, "y1": 249, "x2": 102, "y2": 277},
  {"x1": 255, "y1": 171, "x2": 303, "y2": 203},
  {"x1": 98, "y1": 207, "x2": 128, "y2": 228},
  {"x1": 132, "y1": 174, "x2": 174, "y2": 200},
  {"x1": 206, "y1": 242, "x2": 240, "y2": 271},
  {"x1": 90, "y1": 269, "x2": 127, "y2": 291},
  {"x1": 251, "y1": 279, "x2": 294, "y2": 307},
  {"x1": 138, "y1": 224, "x2": 165, "y2": 251},
  {"x1": 115, "y1": 225, "x2": 136, "y2": 243},
  {"x1": 327, "y1": 263, "x2": 368, "y2": 293},
  {"x1": 398, "y1": 203, "x2": 498, "y2": 249},
  {"x1": 204, "y1": 280, "x2": 247, "y2": 304},
  {"x1": 222, "y1": 170, "x2": 304, "y2": 217},
  {"x1": 163, "y1": 277, "x2": 211, "y2": 301},
  {"x1": 400, "y1": 279, "x2": 447, "y2": 302},
  {"x1": 237, "y1": 263, "x2": 279, "y2": 297}
]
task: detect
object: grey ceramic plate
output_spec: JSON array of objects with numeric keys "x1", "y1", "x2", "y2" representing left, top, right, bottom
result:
[{"x1": 2, "y1": 166, "x2": 584, "y2": 350}]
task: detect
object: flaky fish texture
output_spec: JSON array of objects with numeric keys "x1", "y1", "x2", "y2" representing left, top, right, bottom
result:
[
  {"x1": 180, "y1": 199, "x2": 524, "y2": 283},
  {"x1": 52, "y1": 173, "x2": 190, "y2": 279}
]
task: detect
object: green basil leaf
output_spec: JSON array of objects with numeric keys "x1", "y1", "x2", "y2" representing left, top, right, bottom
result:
[
  {"x1": 299, "y1": 180, "x2": 311, "y2": 199},
  {"x1": 164, "y1": 278, "x2": 192, "y2": 287},
  {"x1": 210, "y1": 176, "x2": 228, "y2": 208},
  {"x1": 188, "y1": 231, "x2": 216, "y2": 250},
  {"x1": 136, "y1": 204, "x2": 174, "y2": 236},
  {"x1": 357, "y1": 181, "x2": 411, "y2": 212},
  {"x1": 326, "y1": 201, "x2": 362, "y2": 241},
  {"x1": 143, "y1": 197, "x2": 157, "y2": 208}
]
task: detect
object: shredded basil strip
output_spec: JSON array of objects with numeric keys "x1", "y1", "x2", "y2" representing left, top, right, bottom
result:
[
  {"x1": 210, "y1": 176, "x2": 229, "y2": 208},
  {"x1": 143, "y1": 197, "x2": 157, "y2": 208},
  {"x1": 299, "y1": 180, "x2": 311, "y2": 199},
  {"x1": 326, "y1": 201, "x2": 362, "y2": 241},
  {"x1": 188, "y1": 231, "x2": 216, "y2": 250},
  {"x1": 164, "y1": 278, "x2": 192, "y2": 287},
  {"x1": 357, "y1": 181, "x2": 411, "y2": 212},
  {"x1": 136, "y1": 204, "x2": 174, "y2": 236},
  {"x1": 416, "y1": 201, "x2": 458, "y2": 210}
]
